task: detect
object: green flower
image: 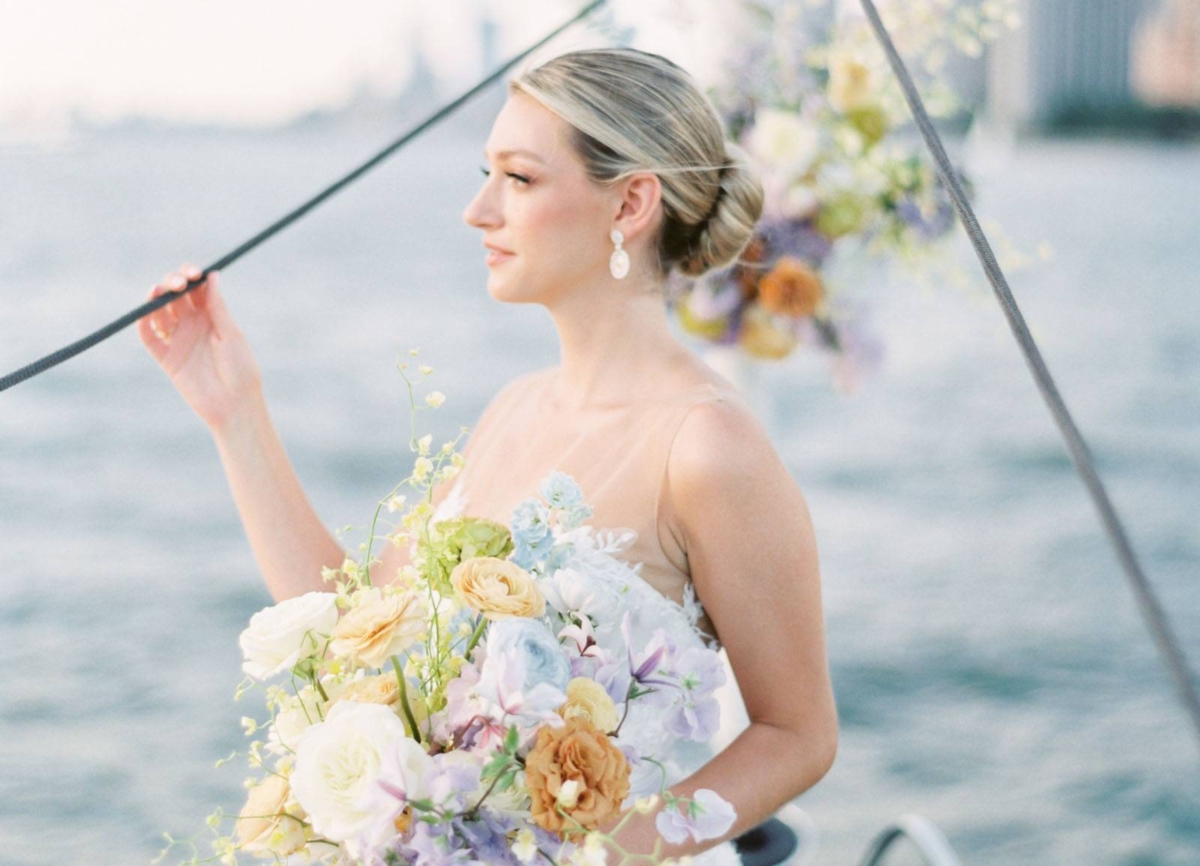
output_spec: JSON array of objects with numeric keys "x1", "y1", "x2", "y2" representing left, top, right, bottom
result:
[
  {"x1": 816, "y1": 193, "x2": 869, "y2": 239},
  {"x1": 847, "y1": 105, "x2": 888, "y2": 149},
  {"x1": 421, "y1": 516, "x2": 514, "y2": 594}
]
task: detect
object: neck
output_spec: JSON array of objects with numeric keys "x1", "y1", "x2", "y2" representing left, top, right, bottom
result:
[{"x1": 543, "y1": 275, "x2": 688, "y2": 408}]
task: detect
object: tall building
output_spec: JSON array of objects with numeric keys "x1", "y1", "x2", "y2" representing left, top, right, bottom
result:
[{"x1": 986, "y1": 0, "x2": 1157, "y2": 132}]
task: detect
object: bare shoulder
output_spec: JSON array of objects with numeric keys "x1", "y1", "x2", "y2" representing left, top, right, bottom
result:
[
  {"x1": 672, "y1": 391, "x2": 774, "y2": 478},
  {"x1": 666, "y1": 392, "x2": 812, "y2": 537}
]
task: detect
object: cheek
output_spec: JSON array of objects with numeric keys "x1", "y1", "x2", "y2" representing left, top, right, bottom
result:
[{"x1": 513, "y1": 193, "x2": 601, "y2": 269}]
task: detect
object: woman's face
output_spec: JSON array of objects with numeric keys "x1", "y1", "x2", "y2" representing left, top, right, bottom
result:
[{"x1": 462, "y1": 93, "x2": 619, "y2": 305}]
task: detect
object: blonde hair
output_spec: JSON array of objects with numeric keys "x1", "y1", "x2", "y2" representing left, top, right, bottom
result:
[{"x1": 510, "y1": 47, "x2": 764, "y2": 280}]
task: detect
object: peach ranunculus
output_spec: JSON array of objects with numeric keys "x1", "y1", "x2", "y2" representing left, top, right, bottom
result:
[
  {"x1": 330, "y1": 589, "x2": 428, "y2": 668},
  {"x1": 558, "y1": 677, "x2": 620, "y2": 734},
  {"x1": 758, "y1": 256, "x2": 824, "y2": 318},
  {"x1": 235, "y1": 774, "x2": 306, "y2": 857},
  {"x1": 524, "y1": 715, "x2": 631, "y2": 840},
  {"x1": 334, "y1": 673, "x2": 429, "y2": 738},
  {"x1": 338, "y1": 673, "x2": 401, "y2": 707},
  {"x1": 450, "y1": 556, "x2": 546, "y2": 620}
]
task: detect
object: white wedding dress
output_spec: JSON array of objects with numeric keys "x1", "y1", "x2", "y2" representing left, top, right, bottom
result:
[{"x1": 433, "y1": 484, "x2": 748, "y2": 866}]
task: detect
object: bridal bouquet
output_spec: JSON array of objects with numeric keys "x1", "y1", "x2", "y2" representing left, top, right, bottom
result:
[{"x1": 162, "y1": 353, "x2": 735, "y2": 866}]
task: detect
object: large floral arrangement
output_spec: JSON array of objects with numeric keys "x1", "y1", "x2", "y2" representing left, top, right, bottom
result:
[
  {"x1": 666, "y1": 0, "x2": 1025, "y2": 392},
  {"x1": 160, "y1": 351, "x2": 735, "y2": 866}
]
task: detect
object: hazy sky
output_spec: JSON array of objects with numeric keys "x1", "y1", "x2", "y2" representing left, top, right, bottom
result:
[{"x1": 0, "y1": 0, "x2": 756, "y2": 136}]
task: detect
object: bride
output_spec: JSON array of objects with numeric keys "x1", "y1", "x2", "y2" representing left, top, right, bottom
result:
[{"x1": 139, "y1": 46, "x2": 837, "y2": 865}]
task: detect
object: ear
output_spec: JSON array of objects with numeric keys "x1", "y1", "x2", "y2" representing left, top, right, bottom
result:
[{"x1": 612, "y1": 171, "x2": 663, "y2": 241}]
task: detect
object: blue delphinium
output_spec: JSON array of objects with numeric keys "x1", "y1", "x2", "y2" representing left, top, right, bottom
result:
[{"x1": 509, "y1": 499, "x2": 553, "y2": 570}]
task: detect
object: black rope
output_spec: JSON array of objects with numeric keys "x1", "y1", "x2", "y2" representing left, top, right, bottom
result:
[
  {"x1": 0, "y1": 0, "x2": 608, "y2": 394},
  {"x1": 856, "y1": 0, "x2": 1200, "y2": 752}
]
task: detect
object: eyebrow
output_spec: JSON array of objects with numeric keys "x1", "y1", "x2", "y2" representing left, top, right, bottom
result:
[{"x1": 482, "y1": 148, "x2": 545, "y2": 163}]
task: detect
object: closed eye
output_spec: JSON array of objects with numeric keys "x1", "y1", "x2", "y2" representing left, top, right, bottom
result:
[{"x1": 479, "y1": 166, "x2": 531, "y2": 185}]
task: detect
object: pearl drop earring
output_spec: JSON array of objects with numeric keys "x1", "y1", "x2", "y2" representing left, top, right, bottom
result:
[{"x1": 609, "y1": 228, "x2": 630, "y2": 280}]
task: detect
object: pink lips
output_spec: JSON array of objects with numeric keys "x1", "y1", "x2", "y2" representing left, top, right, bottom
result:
[{"x1": 484, "y1": 243, "x2": 515, "y2": 265}]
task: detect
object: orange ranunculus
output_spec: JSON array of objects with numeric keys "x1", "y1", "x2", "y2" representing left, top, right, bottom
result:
[
  {"x1": 524, "y1": 716, "x2": 631, "y2": 840},
  {"x1": 757, "y1": 256, "x2": 824, "y2": 318}
]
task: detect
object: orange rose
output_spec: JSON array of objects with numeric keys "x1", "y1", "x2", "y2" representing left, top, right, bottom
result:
[
  {"x1": 524, "y1": 716, "x2": 631, "y2": 840},
  {"x1": 757, "y1": 256, "x2": 824, "y2": 318}
]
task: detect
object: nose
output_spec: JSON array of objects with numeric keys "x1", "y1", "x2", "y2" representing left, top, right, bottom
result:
[{"x1": 462, "y1": 178, "x2": 499, "y2": 230}]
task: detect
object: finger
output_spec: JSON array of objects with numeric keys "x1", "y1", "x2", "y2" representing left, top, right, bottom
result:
[
  {"x1": 147, "y1": 280, "x2": 179, "y2": 341},
  {"x1": 199, "y1": 271, "x2": 237, "y2": 337},
  {"x1": 136, "y1": 311, "x2": 170, "y2": 360},
  {"x1": 181, "y1": 263, "x2": 206, "y2": 312}
]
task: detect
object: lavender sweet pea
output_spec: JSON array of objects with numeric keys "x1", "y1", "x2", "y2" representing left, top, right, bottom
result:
[{"x1": 655, "y1": 788, "x2": 738, "y2": 845}]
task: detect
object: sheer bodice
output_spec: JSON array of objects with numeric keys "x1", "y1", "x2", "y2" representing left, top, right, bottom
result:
[{"x1": 433, "y1": 364, "x2": 745, "y2": 647}]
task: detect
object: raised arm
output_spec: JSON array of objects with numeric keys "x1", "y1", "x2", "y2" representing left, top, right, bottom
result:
[
  {"x1": 603, "y1": 395, "x2": 838, "y2": 859},
  {"x1": 140, "y1": 264, "x2": 350, "y2": 601}
]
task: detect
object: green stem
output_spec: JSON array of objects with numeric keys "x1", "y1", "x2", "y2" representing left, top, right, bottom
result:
[
  {"x1": 392, "y1": 656, "x2": 422, "y2": 745},
  {"x1": 463, "y1": 614, "x2": 488, "y2": 659},
  {"x1": 311, "y1": 674, "x2": 329, "y2": 703}
]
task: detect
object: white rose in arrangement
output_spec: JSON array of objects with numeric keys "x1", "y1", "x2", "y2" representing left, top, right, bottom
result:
[
  {"x1": 239, "y1": 591, "x2": 339, "y2": 681},
  {"x1": 746, "y1": 107, "x2": 822, "y2": 180},
  {"x1": 290, "y1": 701, "x2": 416, "y2": 844}
]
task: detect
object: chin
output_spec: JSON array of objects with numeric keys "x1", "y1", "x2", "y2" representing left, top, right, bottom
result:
[{"x1": 485, "y1": 270, "x2": 543, "y2": 305}]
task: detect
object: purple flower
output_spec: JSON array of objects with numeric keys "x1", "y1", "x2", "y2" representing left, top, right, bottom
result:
[
  {"x1": 403, "y1": 821, "x2": 481, "y2": 866},
  {"x1": 454, "y1": 814, "x2": 521, "y2": 865},
  {"x1": 425, "y1": 752, "x2": 484, "y2": 814},
  {"x1": 655, "y1": 789, "x2": 738, "y2": 845},
  {"x1": 621, "y1": 612, "x2": 679, "y2": 690},
  {"x1": 662, "y1": 647, "x2": 726, "y2": 741}
]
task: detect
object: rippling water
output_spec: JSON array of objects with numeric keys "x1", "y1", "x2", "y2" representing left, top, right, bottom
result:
[{"x1": 1, "y1": 105, "x2": 1198, "y2": 865}]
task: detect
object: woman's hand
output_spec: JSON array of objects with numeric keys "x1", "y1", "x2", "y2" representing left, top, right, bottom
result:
[{"x1": 137, "y1": 263, "x2": 263, "y2": 431}]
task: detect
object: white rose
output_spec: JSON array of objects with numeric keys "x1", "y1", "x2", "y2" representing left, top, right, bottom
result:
[
  {"x1": 290, "y1": 702, "x2": 417, "y2": 844},
  {"x1": 267, "y1": 683, "x2": 344, "y2": 756},
  {"x1": 239, "y1": 591, "x2": 339, "y2": 681},
  {"x1": 746, "y1": 108, "x2": 821, "y2": 179},
  {"x1": 357, "y1": 729, "x2": 437, "y2": 851}
]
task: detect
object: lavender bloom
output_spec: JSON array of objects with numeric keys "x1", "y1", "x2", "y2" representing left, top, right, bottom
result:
[
  {"x1": 455, "y1": 814, "x2": 521, "y2": 866},
  {"x1": 758, "y1": 217, "x2": 834, "y2": 269},
  {"x1": 621, "y1": 612, "x2": 679, "y2": 690},
  {"x1": 425, "y1": 752, "x2": 484, "y2": 814},
  {"x1": 403, "y1": 821, "x2": 481, "y2": 866},
  {"x1": 662, "y1": 647, "x2": 727, "y2": 741},
  {"x1": 655, "y1": 789, "x2": 738, "y2": 845}
]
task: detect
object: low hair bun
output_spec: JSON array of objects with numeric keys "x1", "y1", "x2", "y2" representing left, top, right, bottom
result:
[{"x1": 672, "y1": 142, "x2": 764, "y2": 279}]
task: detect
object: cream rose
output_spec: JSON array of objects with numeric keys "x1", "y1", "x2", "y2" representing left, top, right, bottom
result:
[
  {"x1": 330, "y1": 589, "x2": 428, "y2": 668},
  {"x1": 745, "y1": 107, "x2": 821, "y2": 179},
  {"x1": 558, "y1": 677, "x2": 620, "y2": 734},
  {"x1": 290, "y1": 702, "x2": 421, "y2": 843},
  {"x1": 450, "y1": 557, "x2": 546, "y2": 620},
  {"x1": 235, "y1": 774, "x2": 306, "y2": 857},
  {"x1": 239, "y1": 592, "x2": 339, "y2": 681}
]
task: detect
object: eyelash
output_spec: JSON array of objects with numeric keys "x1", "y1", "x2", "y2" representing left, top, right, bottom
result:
[{"x1": 479, "y1": 166, "x2": 531, "y2": 185}]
